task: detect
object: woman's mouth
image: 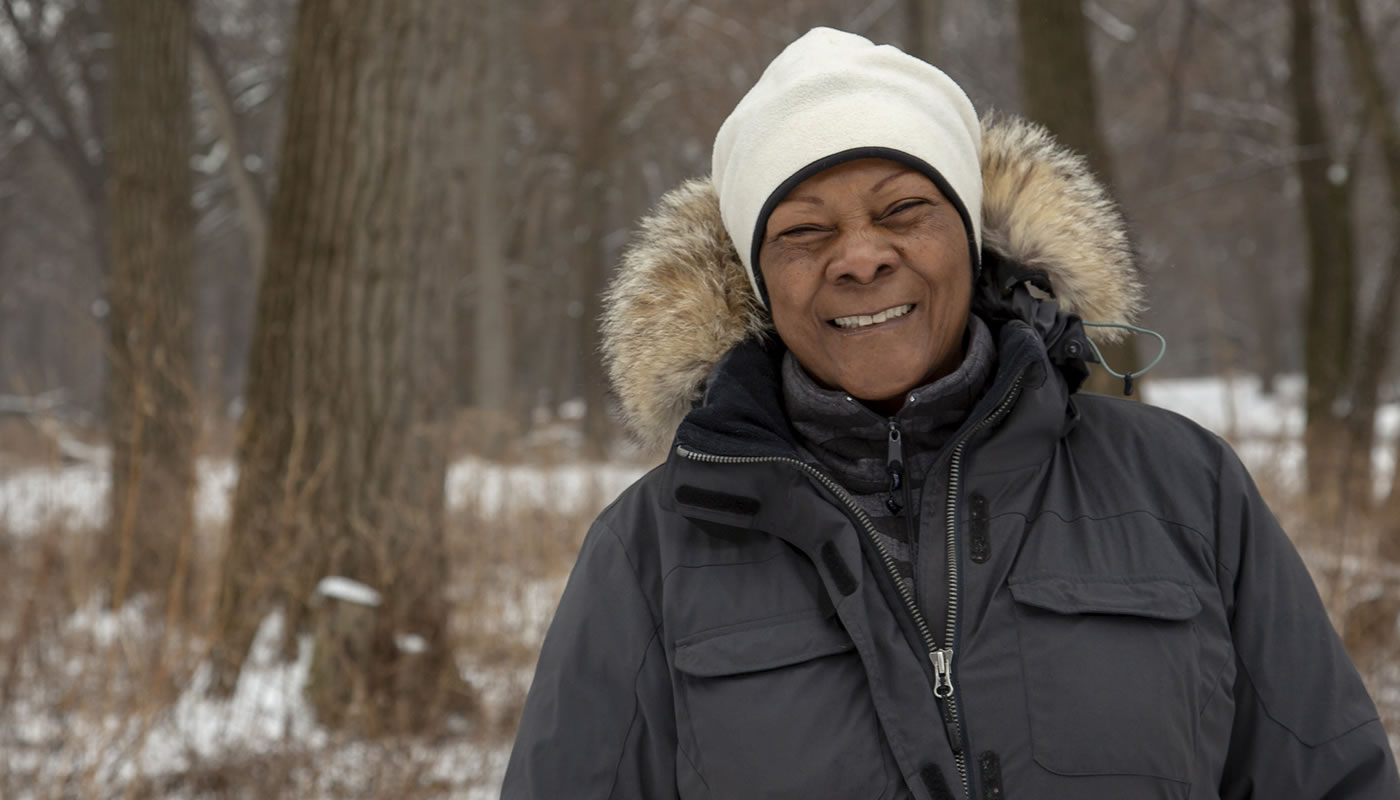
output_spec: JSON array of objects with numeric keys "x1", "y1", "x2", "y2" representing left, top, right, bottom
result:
[{"x1": 830, "y1": 303, "x2": 914, "y2": 330}]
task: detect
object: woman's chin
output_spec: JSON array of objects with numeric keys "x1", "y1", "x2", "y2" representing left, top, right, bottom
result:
[{"x1": 843, "y1": 380, "x2": 918, "y2": 411}]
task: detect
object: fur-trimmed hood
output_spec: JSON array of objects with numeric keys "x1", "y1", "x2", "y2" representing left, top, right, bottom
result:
[{"x1": 602, "y1": 113, "x2": 1144, "y2": 450}]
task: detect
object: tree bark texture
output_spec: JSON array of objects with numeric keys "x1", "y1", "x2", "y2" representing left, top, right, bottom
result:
[
  {"x1": 1333, "y1": 0, "x2": 1400, "y2": 521},
  {"x1": 1331, "y1": 0, "x2": 1400, "y2": 550},
  {"x1": 472, "y1": 0, "x2": 515, "y2": 449},
  {"x1": 211, "y1": 0, "x2": 468, "y2": 734},
  {"x1": 572, "y1": 1, "x2": 629, "y2": 455},
  {"x1": 104, "y1": 0, "x2": 197, "y2": 612},
  {"x1": 1015, "y1": 0, "x2": 1144, "y2": 399},
  {"x1": 1288, "y1": 0, "x2": 1357, "y2": 510},
  {"x1": 904, "y1": 0, "x2": 942, "y2": 65}
]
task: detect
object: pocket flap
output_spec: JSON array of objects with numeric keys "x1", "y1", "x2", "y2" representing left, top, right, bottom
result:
[
  {"x1": 674, "y1": 613, "x2": 855, "y2": 677},
  {"x1": 1009, "y1": 577, "x2": 1201, "y2": 620}
]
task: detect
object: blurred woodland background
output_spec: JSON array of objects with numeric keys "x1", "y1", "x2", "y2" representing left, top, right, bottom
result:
[{"x1": 1, "y1": 0, "x2": 1399, "y2": 796}]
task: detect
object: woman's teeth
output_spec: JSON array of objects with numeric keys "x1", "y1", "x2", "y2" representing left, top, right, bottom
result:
[{"x1": 832, "y1": 304, "x2": 913, "y2": 329}]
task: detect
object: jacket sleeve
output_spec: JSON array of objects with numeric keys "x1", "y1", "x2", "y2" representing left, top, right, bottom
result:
[
  {"x1": 501, "y1": 516, "x2": 678, "y2": 799},
  {"x1": 1214, "y1": 439, "x2": 1400, "y2": 798}
]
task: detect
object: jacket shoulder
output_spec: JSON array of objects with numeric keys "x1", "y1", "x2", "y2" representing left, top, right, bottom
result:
[
  {"x1": 583, "y1": 460, "x2": 676, "y2": 589},
  {"x1": 1072, "y1": 391, "x2": 1228, "y2": 470},
  {"x1": 1061, "y1": 392, "x2": 1243, "y2": 544},
  {"x1": 593, "y1": 460, "x2": 671, "y2": 538}
]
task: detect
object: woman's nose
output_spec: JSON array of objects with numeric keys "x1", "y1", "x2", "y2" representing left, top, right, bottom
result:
[{"x1": 826, "y1": 228, "x2": 896, "y2": 284}]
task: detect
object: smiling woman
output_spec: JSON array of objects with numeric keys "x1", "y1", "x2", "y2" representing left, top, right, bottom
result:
[
  {"x1": 759, "y1": 159, "x2": 973, "y2": 413},
  {"x1": 503, "y1": 27, "x2": 1400, "y2": 800}
]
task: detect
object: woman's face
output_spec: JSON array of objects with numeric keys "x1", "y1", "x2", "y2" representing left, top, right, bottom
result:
[{"x1": 758, "y1": 158, "x2": 972, "y2": 410}]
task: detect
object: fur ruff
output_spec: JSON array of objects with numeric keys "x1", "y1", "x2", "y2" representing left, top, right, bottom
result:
[{"x1": 601, "y1": 112, "x2": 1145, "y2": 450}]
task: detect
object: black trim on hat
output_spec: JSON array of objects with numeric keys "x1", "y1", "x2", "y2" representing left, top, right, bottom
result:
[{"x1": 749, "y1": 146, "x2": 981, "y2": 308}]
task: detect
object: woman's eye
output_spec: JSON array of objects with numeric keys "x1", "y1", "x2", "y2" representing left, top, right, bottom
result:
[
  {"x1": 779, "y1": 225, "x2": 825, "y2": 238},
  {"x1": 883, "y1": 200, "x2": 925, "y2": 218}
]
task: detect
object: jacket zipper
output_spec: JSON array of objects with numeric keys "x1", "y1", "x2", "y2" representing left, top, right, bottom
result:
[
  {"x1": 939, "y1": 373, "x2": 1025, "y2": 800},
  {"x1": 676, "y1": 372, "x2": 1024, "y2": 800}
]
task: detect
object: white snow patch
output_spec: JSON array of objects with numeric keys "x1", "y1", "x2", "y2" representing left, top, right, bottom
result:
[
  {"x1": 0, "y1": 456, "x2": 236, "y2": 537},
  {"x1": 194, "y1": 457, "x2": 238, "y2": 526},
  {"x1": 146, "y1": 611, "x2": 323, "y2": 769},
  {"x1": 3, "y1": 608, "x2": 328, "y2": 796},
  {"x1": 1142, "y1": 373, "x2": 1397, "y2": 496},
  {"x1": 445, "y1": 457, "x2": 645, "y2": 518},
  {"x1": 1142, "y1": 373, "x2": 1306, "y2": 439},
  {"x1": 65, "y1": 593, "x2": 152, "y2": 648},
  {"x1": 0, "y1": 459, "x2": 107, "y2": 534},
  {"x1": 2, "y1": 453, "x2": 645, "y2": 536},
  {"x1": 315, "y1": 576, "x2": 383, "y2": 608},
  {"x1": 557, "y1": 398, "x2": 586, "y2": 421}
]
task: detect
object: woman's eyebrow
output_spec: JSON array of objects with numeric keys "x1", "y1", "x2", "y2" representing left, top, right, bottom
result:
[{"x1": 871, "y1": 169, "x2": 917, "y2": 193}]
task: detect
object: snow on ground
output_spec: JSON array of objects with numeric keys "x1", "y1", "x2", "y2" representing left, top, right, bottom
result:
[
  {"x1": 4, "y1": 593, "x2": 520, "y2": 797},
  {"x1": 1141, "y1": 373, "x2": 1398, "y2": 495},
  {"x1": 0, "y1": 454, "x2": 643, "y2": 538},
  {"x1": 1143, "y1": 373, "x2": 1307, "y2": 438},
  {"x1": 3, "y1": 603, "x2": 321, "y2": 798},
  {"x1": 0, "y1": 448, "x2": 648, "y2": 794},
  {"x1": 2, "y1": 375, "x2": 1393, "y2": 538},
  {"x1": 445, "y1": 456, "x2": 646, "y2": 519},
  {"x1": 1, "y1": 374, "x2": 1397, "y2": 797},
  {"x1": 0, "y1": 456, "x2": 237, "y2": 538},
  {"x1": 142, "y1": 611, "x2": 321, "y2": 770}
]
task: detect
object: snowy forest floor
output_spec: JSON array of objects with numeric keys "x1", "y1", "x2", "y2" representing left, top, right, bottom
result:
[{"x1": 0, "y1": 374, "x2": 1397, "y2": 798}]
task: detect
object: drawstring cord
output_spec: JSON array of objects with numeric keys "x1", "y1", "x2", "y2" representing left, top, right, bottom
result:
[{"x1": 1081, "y1": 322, "x2": 1168, "y2": 396}]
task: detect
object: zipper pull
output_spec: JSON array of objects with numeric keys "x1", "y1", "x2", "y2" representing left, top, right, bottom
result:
[
  {"x1": 931, "y1": 648, "x2": 963, "y2": 753},
  {"x1": 940, "y1": 702, "x2": 964, "y2": 755},
  {"x1": 885, "y1": 421, "x2": 904, "y2": 513},
  {"x1": 931, "y1": 647, "x2": 954, "y2": 698}
]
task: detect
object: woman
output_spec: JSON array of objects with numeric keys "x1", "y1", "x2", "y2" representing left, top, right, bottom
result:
[{"x1": 502, "y1": 28, "x2": 1398, "y2": 799}]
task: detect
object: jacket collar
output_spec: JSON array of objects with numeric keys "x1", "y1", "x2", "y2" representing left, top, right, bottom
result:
[{"x1": 675, "y1": 314, "x2": 1061, "y2": 468}]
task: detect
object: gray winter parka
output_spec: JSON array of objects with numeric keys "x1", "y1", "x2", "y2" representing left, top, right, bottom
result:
[{"x1": 502, "y1": 115, "x2": 1400, "y2": 800}]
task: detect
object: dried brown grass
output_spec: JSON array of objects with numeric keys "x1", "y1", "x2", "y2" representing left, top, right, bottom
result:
[
  {"x1": 0, "y1": 437, "x2": 616, "y2": 799},
  {"x1": 446, "y1": 463, "x2": 627, "y2": 747},
  {"x1": 1242, "y1": 438, "x2": 1400, "y2": 743}
]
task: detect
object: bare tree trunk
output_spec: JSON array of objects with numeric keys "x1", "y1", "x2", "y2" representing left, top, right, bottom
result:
[
  {"x1": 904, "y1": 0, "x2": 942, "y2": 64},
  {"x1": 473, "y1": 0, "x2": 514, "y2": 454},
  {"x1": 1333, "y1": 0, "x2": 1400, "y2": 515},
  {"x1": 1254, "y1": 276, "x2": 1284, "y2": 396},
  {"x1": 577, "y1": 164, "x2": 614, "y2": 455},
  {"x1": 1288, "y1": 0, "x2": 1357, "y2": 512},
  {"x1": 1332, "y1": 0, "x2": 1400, "y2": 551},
  {"x1": 521, "y1": 187, "x2": 562, "y2": 425},
  {"x1": 571, "y1": 1, "x2": 629, "y2": 456},
  {"x1": 1388, "y1": 442, "x2": 1400, "y2": 525},
  {"x1": 210, "y1": 0, "x2": 469, "y2": 733},
  {"x1": 104, "y1": 0, "x2": 197, "y2": 613},
  {"x1": 1015, "y1": 0, "x2": 1143, "y2": 399}
]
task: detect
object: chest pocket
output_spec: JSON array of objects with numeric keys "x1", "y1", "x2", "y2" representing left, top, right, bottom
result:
[
  {"x1": 1009, "y1": 577, "x2": 1203, "y2": 784},
  {"x1": 673, "y1": 612, "x2": 894, "y2": 800}
]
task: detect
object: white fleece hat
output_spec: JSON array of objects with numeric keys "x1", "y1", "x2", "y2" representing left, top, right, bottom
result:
[{"x1": 712, "y1": 27, "x2": 983, "y2": 307}]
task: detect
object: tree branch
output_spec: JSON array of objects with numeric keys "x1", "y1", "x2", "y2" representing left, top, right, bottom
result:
[
  {"x1": 192, "y1": 23, "x2": 269, "y2": 274},
  {"x1": 0, "y1": 0, "x2": 103, "y2": 199},
  {"x1": 1334, "y1": 0, "x2": 1400, "y2": 205}
]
